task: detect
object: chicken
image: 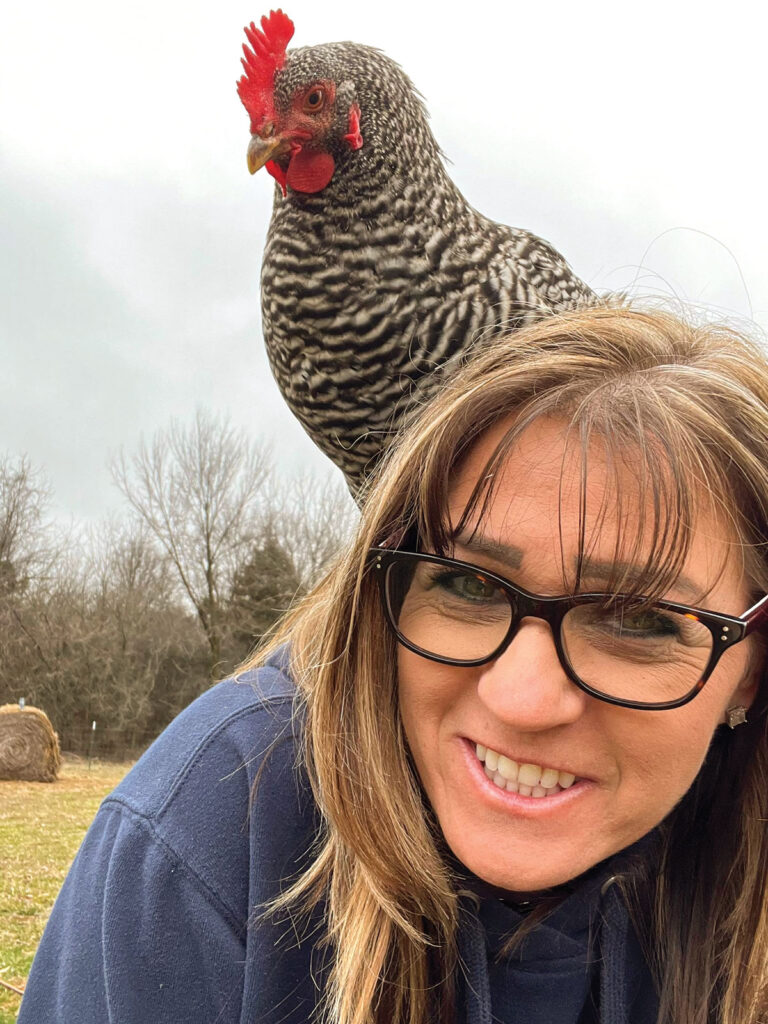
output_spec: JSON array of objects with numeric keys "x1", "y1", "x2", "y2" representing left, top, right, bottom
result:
[{"x1": 237, "y1": 10, "x2": 596, "y2": 495}]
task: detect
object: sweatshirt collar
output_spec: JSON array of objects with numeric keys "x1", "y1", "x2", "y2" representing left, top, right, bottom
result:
[{"x1": 453, "y1": 832, "x2": 660, "y2": 1024}]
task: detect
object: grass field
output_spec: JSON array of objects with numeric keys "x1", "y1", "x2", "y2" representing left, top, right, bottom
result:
[{"x1": 0, "y1": 757, "x2": 134, "y2": 1024}]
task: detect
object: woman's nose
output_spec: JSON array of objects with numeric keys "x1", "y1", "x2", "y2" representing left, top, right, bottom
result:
[{"x1": 477, "y1": 617, "x2": 587, "y2": 729}]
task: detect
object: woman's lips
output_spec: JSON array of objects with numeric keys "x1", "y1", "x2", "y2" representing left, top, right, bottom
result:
[{"x1": 460, "y1": 737, "x2": 594, "y2": 812}]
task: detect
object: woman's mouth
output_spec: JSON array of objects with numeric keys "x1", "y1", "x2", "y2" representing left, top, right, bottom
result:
[{"x1": 474, "y1": 743, "x2": 580, "y2": 798}]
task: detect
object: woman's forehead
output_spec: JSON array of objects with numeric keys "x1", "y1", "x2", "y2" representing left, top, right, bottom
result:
[
  {"x1": 445, "y1": 415, "x2": 746, "y2": 604},
  {"x1": 450, "y1": 416, "x2": 635, "y2": 521}
]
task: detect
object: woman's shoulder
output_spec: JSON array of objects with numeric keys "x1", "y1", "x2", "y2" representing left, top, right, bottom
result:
[
  {"x1": 96, "y1": 648, "x2": 315, "y2": 928},
  {"x1": 19, "y1": 652, "x2": 323, "y2": 1023},
  {"x1": 109, "y1": 648, "x2": 296, "y2": 804},
  {"x1": 110, "y1": 648, "x2": 300, "y2": 822}
]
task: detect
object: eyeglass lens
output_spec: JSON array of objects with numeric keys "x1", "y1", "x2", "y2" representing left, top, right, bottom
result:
[{"x1": 385, "y1": 557, "x2": 714, "y2": 705}]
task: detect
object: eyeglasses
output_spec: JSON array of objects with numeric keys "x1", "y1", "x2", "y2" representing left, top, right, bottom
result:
[{"x1": 370, "y1": 548, "x2": 768, "y2": 710}]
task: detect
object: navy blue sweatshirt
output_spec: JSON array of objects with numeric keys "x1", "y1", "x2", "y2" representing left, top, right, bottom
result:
[{"x1": 18, "y1": 654, "x2": 659, "y2": 1023}]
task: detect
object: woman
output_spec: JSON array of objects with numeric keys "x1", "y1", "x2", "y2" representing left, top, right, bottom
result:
[{"x1": 19, "y1": 306, "x2": 768, "y2": 1024}]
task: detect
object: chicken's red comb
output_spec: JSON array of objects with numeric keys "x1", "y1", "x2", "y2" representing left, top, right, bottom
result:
[{"x1": 237, "y1": 10, "x2": 295, "y2": 129}]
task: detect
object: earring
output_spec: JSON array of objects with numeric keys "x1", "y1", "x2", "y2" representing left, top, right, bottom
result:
[{"x1": 725, "y1": 705, "x2": 748, "y2": 729}]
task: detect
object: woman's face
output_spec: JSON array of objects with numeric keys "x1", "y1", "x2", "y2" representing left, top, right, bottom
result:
[{"x1": 397, "y1": 416, "x2": 760, "y2": 893}]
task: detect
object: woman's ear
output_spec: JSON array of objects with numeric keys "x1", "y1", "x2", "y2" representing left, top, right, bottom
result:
[
  {"x1": 738, "y1": 673, "x2": 760, "y2": 710},
  {"x1": 724, "y1": 654, "x2": 765, "y2": 724}
]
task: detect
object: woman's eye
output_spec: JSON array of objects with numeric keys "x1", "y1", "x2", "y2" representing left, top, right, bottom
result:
[
  {"x1": 436, "y1": 572, "x2": 498, "y2": 602},
  {"x1": 612, "y1": 608, "x2": 679, "y2": 638},
  {"x1": 304, "y1": 88, "x2": 325, "y2": 112}
]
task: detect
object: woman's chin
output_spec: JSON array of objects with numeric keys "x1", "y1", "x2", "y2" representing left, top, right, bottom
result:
[{"x1": 446, "y1": 835, "x2": 588, "y2": 894}]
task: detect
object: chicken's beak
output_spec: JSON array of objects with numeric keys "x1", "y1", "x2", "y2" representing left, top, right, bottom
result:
[{"x1": 247, "y1": 134, "x2": 289, "y2": 175}]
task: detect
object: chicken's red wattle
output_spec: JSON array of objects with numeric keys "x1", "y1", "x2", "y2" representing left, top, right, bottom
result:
[
  {"x1": 285, "y1": 150, "x2": 335, "y2": 193},
  {"x1": 265, "y1": 160, "x2": 287, "y2": 196}
]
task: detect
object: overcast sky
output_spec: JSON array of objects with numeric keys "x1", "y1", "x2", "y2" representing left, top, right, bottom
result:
[{"x1": 2, "y1": 0, "x2": 766, "y2": 527}]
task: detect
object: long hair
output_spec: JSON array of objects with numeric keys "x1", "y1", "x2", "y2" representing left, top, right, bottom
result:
[{"x1": 247, "y1": 306, "x2": 768, "y2": 1024}]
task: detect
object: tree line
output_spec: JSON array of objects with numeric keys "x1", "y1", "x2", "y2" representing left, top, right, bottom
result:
[{"x1": 0, "y1": 412, "x2": 357, "y2": 755}]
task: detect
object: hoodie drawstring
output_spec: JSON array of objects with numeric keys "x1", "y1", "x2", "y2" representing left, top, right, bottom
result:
[
  {"x1": 597, "y1": 878, "x2": 631, "y2": 1024},
  {"x1": 457, "y1": 900, "x2": 493, "y2": 1024},
  {"x1": 457, "y1": 878, "x2": 636, "y2": 1024}
]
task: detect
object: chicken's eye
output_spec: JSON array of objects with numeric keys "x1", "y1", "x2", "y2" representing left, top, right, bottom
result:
[{"x1": 303, "y1": 87, "x2": 326, "y2": 113}]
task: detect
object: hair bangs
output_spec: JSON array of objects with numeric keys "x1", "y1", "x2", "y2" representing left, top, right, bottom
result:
[{"x1": 442, "y1": 393, "x2": 734, "y2": 607}]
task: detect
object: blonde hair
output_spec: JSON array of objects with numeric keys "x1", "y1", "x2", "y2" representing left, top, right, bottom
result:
[{"x1": 248, "y1": 306, "x2": 768, "y2": 1024}]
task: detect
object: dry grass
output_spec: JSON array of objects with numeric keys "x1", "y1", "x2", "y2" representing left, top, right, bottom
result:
[{"x1": 0, "y1": 755, "x2": 133, "y2": 1023}]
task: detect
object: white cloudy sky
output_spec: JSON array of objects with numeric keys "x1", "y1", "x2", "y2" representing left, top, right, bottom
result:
[{"x1": 2, "y1": 0, "x2": 766, "y2": 526}]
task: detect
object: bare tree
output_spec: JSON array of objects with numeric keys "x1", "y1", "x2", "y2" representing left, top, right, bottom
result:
[
  {"x1": 87, "y1": 519, "x2": 175, "y2": 612},
  {"x1": 0, "y1": 454, "x2": 55, "y2": 593},
  {"x1": 1, "y1": 519, "x2": 208, "y2": 751},
  {"x1": 272, "y1": 470, "x2": 359, "y2": 589},
  {"x1": 111, "y1": 410, "x2": 272, "y2": 673}
]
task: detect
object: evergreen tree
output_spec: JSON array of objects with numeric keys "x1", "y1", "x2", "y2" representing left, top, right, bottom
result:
[{"x1": 227, "y1": 532, "x2": 302, "y2": 649}]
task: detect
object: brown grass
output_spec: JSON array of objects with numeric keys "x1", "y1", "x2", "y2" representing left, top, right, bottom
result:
[{"x1": 0, "y1": 755, "x2": 133, "y2": 1023}]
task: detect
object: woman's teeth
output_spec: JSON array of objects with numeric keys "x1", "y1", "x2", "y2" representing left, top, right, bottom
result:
[{"x1": 475, "y1": 743, "x2": 577, "y2": 797}]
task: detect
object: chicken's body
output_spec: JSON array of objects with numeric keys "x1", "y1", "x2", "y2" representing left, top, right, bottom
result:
[{"x1": 240, "y1": 24, "x2": 596, "y2": 493}]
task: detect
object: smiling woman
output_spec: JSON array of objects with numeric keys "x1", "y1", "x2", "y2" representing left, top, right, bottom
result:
[
  {"x1": 392, "y1": 414, "x2": 761, "y2": 898},
  {"x1": 17, "y1": 306, "x2": 768, "y2": 1024}
]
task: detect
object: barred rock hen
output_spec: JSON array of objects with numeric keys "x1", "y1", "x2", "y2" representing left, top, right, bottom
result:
[{"x1": 237, "y1": 10, "x2": 596, "y2": 495}]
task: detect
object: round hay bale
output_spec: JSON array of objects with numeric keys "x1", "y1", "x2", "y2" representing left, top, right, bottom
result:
[{"x1": 0, "y1": 704, "x2": 61, "y2": 782}]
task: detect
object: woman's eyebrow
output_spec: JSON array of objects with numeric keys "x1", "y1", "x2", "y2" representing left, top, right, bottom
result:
[
  {"x1": 577, "y1": 556, "x2": 702, "y2": 599},
  {"x1": 453, "y1": 534, "x2": 524, "y2": 570},
  {"x1": 453, "y1": 540, "x2": 704, "y2": 600}
]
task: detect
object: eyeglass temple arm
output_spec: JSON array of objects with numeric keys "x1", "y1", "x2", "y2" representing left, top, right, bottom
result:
[{"x1": 742, "y1": 592, "x2": 768, "y2": 637}]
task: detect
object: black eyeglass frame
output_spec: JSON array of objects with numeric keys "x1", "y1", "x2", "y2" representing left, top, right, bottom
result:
[{"x1": 370, "y1": 547, "x2": 768, "y2": 711}]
